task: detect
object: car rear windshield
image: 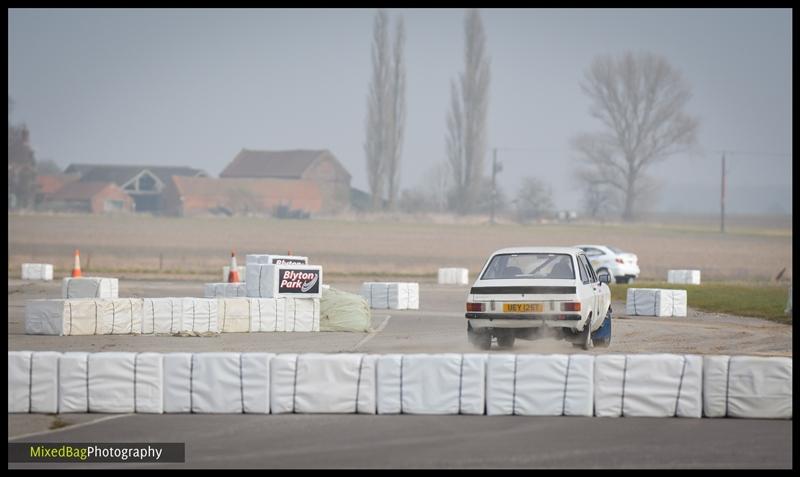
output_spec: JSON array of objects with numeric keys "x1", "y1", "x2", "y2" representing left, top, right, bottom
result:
[
  {"x1": 608, "y1": 246, "x2": 625, "y2": 254},
  {"x1": 481, "y1": 253, "x2": 575, "y2": 280}
]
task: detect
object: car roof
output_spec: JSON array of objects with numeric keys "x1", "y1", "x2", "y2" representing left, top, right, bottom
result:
[
  {"x1": 491, "y1": 246, "x2": 583, "y2": 255},
  {"x1": 572, "y1": 244, "x2": 610, "y2": 250}
]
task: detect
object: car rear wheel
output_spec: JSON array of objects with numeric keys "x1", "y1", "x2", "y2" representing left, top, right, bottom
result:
[
  {"x1": 467, "y1": 323, "x2": 492, "y2": 350},
  {"x1": 592, "y1": 308, "x2": 612, "y2": 348},
  {"x1": 496, "y1": 332, "x2": 515, "y2": 349},
  {"x1": 581, "y1": 314, "x2": 594, "y2": 350}
]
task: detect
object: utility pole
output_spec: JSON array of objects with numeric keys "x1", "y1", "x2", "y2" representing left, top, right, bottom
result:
[{"x1": 720, "y1": 152, "x2": 726, "y2": 234}]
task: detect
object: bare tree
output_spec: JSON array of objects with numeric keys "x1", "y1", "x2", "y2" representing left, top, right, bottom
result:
[
  {"x1": 364, "y1": 10, "x2": 390, "y2": 210},
  {"x1": 514, "y1": 177, "x2": 554, "y2": 223},
  {"x1": 446, "y1": 9, "x2": 490, "y2": 214},
  {"x1": 573, "y1": 52, "x2": 698, "y2": 221},
  {"x1": 385, "y1": 16, "x2": 406, "y2": 211},
  {"x1": 8, "y1": 97, "x2": 37, "y2": 209}
]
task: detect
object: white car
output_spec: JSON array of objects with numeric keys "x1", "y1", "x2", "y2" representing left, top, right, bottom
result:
[
  {"x1": 572, "y1": 244, "x2": 639, "y2": 284},
  {"x1": 465, "y1": 247, "x2": 612, "y2": 350}
]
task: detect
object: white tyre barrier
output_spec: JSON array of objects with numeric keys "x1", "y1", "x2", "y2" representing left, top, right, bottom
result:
[
  {"x1": 180, "y1": 298, "x2": 219, "y2": 335},
  {"x1": 249, "y1": 298, "x2": 286, "y2": 332},
  {"x1": 241, "y1": 353, "x2": 275, "y2": 414},
  {"x1": 625, "y1": 289, "x2": 687, "y2": 317},
  {"x1": 25, "y1": 298, "x2": 143, "y2": 336},
  {"x1": 271, "y1": 353, "x2": 378, "y2": 414},
  {"x1": 163, "y1": 353, "x2": 193, "y2": 413},
  {"x1": 667, "y1": 270, "x2": 701, "y2": 285},
  {"x1": 703, "y1": 356, "x2": 792, "y2": 419},
  {"x1": 62, "y1": 277, "x2": 119, "y2": 299},
  {"x1": 284, "y1": 298, "x2": 320, "y2": 332},
  {"x1": 594, "y1": 354, "x2": 702, "y2": 418},
  {"x1": 486, "y1": 354, "x2": 594, "y2": 416},
  {"x1": 190, "y1": 353, "x2": 245, "y2": 413},
  {"x1": 218, "y1": 298, "x2": 252, "y2": 333},
  {"x1": 377, "y1": 354, "x2": 486, "y2": 415},
  {"x1": 437, "y1": 268, "x2": 469, "y2": 285},
  {"x1": 204, "y1": 282, "x2": 246, "y2": 298},
  {"x1": 8, "y1": 351, "x2": 32, "y2": 413},
  {"x1": 87, "y1": 352, "x2": 163, "y2": 414},
  {"x1": 58, "y1": 352, "x2": 90, "y2": 413},
  {"x1": 360, "y1": 282, "x2": 420, "y2": 310},
  {"x1": 142, "y1": 298, "x2": 184, "y2": 335},
  {"x1": 21, "y1": 263, "x2": 54, "y2": 281}
]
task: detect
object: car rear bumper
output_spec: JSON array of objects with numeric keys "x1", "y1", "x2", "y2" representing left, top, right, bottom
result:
[{"x1": 466, "y1": 313, "x2": 583, "y2": 329}]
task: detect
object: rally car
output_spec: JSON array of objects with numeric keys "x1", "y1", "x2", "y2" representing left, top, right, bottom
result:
[{"x1": 465, "y1": 247, "x2": 612, "y2": 350}]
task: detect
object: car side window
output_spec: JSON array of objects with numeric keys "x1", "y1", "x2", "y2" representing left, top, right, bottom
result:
[
  {"x1": 576, "y1": 255, "x2": 589, "y2": 283},
  {"x1": 579, "y1": 255, "x2": 597, "y2": 283},
  {"x1": 585, "y1": 248, "x2": 602, "y2": 257}
]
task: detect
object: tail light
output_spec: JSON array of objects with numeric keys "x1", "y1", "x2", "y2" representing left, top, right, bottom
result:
[
  {"x1": 615, "y1": 258, "x2": 624, "y2": 264},
  {"x1": 561, "y1": 302, "x2": 581, "y2": 312},
  {"x1": 466, "y1": 302, "x2": 485, "y2": 312}
]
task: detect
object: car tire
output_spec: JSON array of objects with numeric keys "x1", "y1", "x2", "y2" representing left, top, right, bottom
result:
[
  {"x1": 581, "y1": 314, "x2": 594, "y2": 350},
  {"x1": 496, "y1": 333, "x2": 515, "y2": 349},
  {"x1": 592, "y1": 308, "x2": 612, "y2": 348},
  {"x1": 467, "y1": 323, "x2": 492, "y2": 350}
]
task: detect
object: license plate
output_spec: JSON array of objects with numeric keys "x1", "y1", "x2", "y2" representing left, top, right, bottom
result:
[{"x1": 503, "y1": 303, "x2": 543, "y2": 313}]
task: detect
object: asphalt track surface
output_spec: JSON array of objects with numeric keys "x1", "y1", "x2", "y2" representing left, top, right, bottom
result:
[{"x1": 7, "y1": 279, "x2": 793, "y2": 468}]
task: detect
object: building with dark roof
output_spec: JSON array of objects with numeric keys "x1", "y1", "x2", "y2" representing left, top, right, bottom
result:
[
  {"x1": 220, "y1": 149, "x2": 351, "y2": 213},
  {"x1": 63, "y1": 164, "x2": 207, "y2": 212}
]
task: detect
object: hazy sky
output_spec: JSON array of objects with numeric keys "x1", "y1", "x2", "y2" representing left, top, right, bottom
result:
[{"x1": 8, "y1": 8, "x2": 793, "y2": 214}]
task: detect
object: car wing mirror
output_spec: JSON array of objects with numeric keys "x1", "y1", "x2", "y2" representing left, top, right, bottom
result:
[{"x1": 598, "y1": 272, "x2": 610, "y2": 284}]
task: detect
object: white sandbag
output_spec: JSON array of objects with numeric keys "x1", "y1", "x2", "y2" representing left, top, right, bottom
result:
[
  {"x1": 438, "y1": 268, "x2": 469, "y2": 285},
  {"x1": 191, "y1": 353, "x2": 243, "y2": 413},
  {"x1": 285, "y1": 298, "x2": 320, "y2": 332},
  {"x1": 594, "y1": 354, "x2": 702, "y2": 418},
  {"x1": 134, "y1": 353, "x2": 164, "y2": 414},
  {"x1": 246, "y1": 254, "x2": 308, "y2": 265},
  {"x1": 21, "y1": 263, "x2": 53, "y2": 281},
  {"x1": 241, "y1": 353, "x2": 275, "y2": 414},
  {"x1": 406, "y1": 282, "x2": 420, "y2": 310},
  {"x1": 180, "y1": 298, "x2": 219, "y2": 335},
  {"x1": 246, "y1": 264, "x2": 322, "y2": 299},
  {"x1": 360, "y1": 282, "x2": 390, "y2": 309},
  {"x1": 377, "y1": 354, "x2": 486, "y2": 415},
  {"x1": 58, "y1": 352, "x2": 89, "y2": 413},
  {"x1": 221, "y1": 265, "x2": 246, "y2": 282},
  {"x1": 88, "y1": 352, "x2": 136, "y2": 413},
  {"x1": 62, "y1": 277, "x2": 119, "y2": 299},
  {"x1": 271, "y1": 353, "x2": 378, "y2": 414},
  {"x1": 388, "y1": 283, "x2": 409, "y2": 310},
  {"x1": 486, "y1": 354, "x2": 594, "y2": 416},
  {"x1": 703, "y1": 356, "x2": 792, "y2": 419},
  {"x1": 162, "y1": 353, "x2": 193, "y2": 413},
  {"x1": 63, "y1": 299, "x2": 103, "y2": 335},
  {"x1": 667, "y1": 269, "x2": 701, "y2": 285},
  {"x1": 204, "y1": 283, "x2": 247, "y2": 298},
  {"x1": 25, "y1": 299, "x2": 67, "y2": 335},
  {"x1": 218, "y1": 298, "x2": 253, "y2": 333},
  {"x1": 626, "y1": 289, "x2": 687, "y2": 317},
  {"x1": 98, "y1": 298, "x2": 143, "y2": 335},
  {"x1": 30, "y1": 351, "x2": 60, "y2": 414},
  {"x1": 8, "y1": 351, "x2": 32, "y2": 413},
  {"x1": 141, "y1": 298, "x2": 184, "y2": 334},
  {"x1": 249, "y1": 297, "x2": 286, "y2": 332}
]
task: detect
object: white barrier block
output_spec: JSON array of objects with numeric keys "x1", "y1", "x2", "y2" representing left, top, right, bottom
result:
[
  {"x1": 135, "y1": 353, "x2": 164, "y2": 414},
  {"x1": 285, "y1": 298, "x2": 320, "y2": 332},
  {"x1": 21, "y1": 263, "x2": 53, "y2": 281},
  {"x1": 703, "y1": 356, "x2": 792, "y2": 419},
  {"x1": 181, "y1": 298, "x2": 219, "y2": 335},
  {"x1": 59, "y1": 352, "x2": 89, "y2": 413},
  {"x1": 163, "y1": 353, "x2": 192, "y2": 413},
  {"x1": 487, "y1": 354, "x2": 594, "y2": 416},
  {"x1": 246, "y1": 255, "x2": 308, "y2": 265},
  {"x1": 142, "y1": 298, "x2": 183, "y2": 335},
  {"x1": 88, "y1": 353, "x2": 136, "y2": 413},
  {"x1": 98, "y1": 298, "x2": 143, "y2": 335},
  {"x1": 388, "y1": 283, "x2": 409, "y2": 310},
  {"x1": 595, "y1": 354, "x2": 702, "y2": 418},
  {"x1": 438, "y1": 268, "x2": 469, "y2": 285},
  {"x1": 377, "y1": 354, "x2": 486, "y2": 415},
  {"x1": 8, "y1": 351, "x2": 32, "y2": 413},
  {"x1": 270, "y1": 354, "x2": 298, "y2": 414},
  {"x1": 241, "y1": 353, "x2": 275, "y2": 414},
  {"x1": 406, "y1": 282, "x2": 420, "y2": 310},
  {"x1": 191, "y1": 353, "x2": 243, "y2": 413},
  {"x1": 249, "y1": 298, "x2": 285, "y2": 332},
  {"x1": 25, "y1": 300, "x2": 66, "y2": 335},
  {"x1": 361, "y1": 282, "x2": 418, "y2": 310},
  {"x1": 204, "y1": 282, "x2": 246, "y2": 298},
  {"x1": 668, "y1": 270, "x2": 701, "y2": 285},
  {"x1": 625, "y1": 289, "x2": 682, "y2": 317},
  {"x1": 360, "y1": 282, "x2": 389, "y2": 309},
  {"x1": 218, "y1": 298, "x2": 252, "y2": 333},
  {"x1": 30, "y1": 352, "x2": 60, "y2": 414},
  {"x1": 62, "y1": 277, "x2": 119, "y2": 299}
]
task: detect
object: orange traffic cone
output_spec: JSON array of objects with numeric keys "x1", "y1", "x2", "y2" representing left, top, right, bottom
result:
[
  {"x1": 227, "y1": 251, "x2": 240, "y2": 283},
  {"x1": 71, "y1": 249, "x2": 82, "y2": 278}
]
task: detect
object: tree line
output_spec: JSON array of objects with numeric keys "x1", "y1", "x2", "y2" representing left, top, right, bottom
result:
[{"x1": 364, "y1": 9, "x2": 698, "y2": 221}]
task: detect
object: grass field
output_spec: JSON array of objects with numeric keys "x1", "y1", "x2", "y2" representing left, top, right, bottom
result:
[
  {"x1": 8, "y1": 212, "x2": 793, "y2": 282},
  {"x1": 611, "y1": 281, "x2": 793, "y2": 323}
]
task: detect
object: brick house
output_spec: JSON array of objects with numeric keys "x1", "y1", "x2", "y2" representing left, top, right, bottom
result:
[{"x1": 43, "y1": 181, "x2": 135, "y2": 213}]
